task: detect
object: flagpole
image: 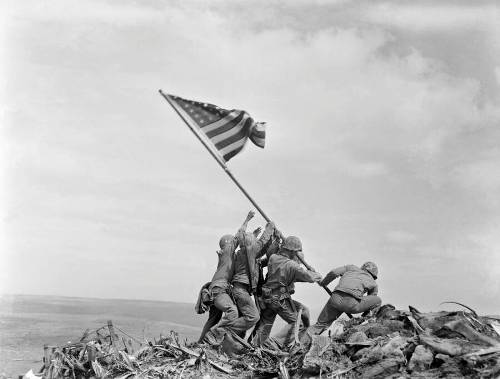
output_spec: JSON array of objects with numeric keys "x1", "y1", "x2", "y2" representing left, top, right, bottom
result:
[
  {"x1": 159, "y1": 90, "x2": 343, "y2": 307},
  {"x1": 159, "y1": 90, "x2": 271, "y2": 223}
]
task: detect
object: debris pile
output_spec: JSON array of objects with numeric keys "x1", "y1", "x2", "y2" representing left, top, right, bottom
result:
[
  {"x1": 37, "y1": 305, "x2": 500, "y2": 378},
  {"x1": 301, "y1": 304, "x2": 500, "y2": 378}
]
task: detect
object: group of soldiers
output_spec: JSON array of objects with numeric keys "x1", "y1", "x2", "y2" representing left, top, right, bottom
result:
[{"x1": 195, "y1": 211, "x2": 382, "y2": 349}]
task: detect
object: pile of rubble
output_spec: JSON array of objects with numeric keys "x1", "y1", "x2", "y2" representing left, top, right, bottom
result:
[
  {"x1": 36, "y1": 305, "x2": 500, "y2": 378},
  {"x1": 301, "y1": 304, "x2": 500, "y2": 378}
]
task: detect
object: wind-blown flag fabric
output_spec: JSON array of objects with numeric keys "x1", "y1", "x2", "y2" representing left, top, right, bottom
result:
[{"x1": 165, "y1": 93, "x2": 266, "y2": 162}]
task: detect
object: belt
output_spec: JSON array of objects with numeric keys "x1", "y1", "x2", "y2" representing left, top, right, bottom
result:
[
  {"x1": 262, "y1": 286, "x2": 291, "y2": 301},
  {"x1": 334, "y1": 289, "x2": 362, "y2": 301}
]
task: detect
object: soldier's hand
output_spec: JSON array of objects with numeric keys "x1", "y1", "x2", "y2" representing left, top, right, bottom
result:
[
  {"x1": 246, "y1": 210, "x2": 256, "y2": 221},
  {"x1": 319, "y1": 277, "x2": 328, "y2": 286},
  {"x1": 266, "y1": 221, "x2": 276, "y2": 230},
  {"x1": 252, "y1": 227, "x2": 262, "y2": 237}
]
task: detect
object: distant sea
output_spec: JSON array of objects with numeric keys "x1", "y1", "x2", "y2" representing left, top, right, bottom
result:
[{"x1": 0, "y1": 294, "x2": 204, "y2": 377}]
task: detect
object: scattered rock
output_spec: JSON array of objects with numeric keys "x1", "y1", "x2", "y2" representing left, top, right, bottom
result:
[
  {"x1": 358, "y1": 357, "x2": 402, "y2": 378},
  {"x1": 379, "y1": 334, "x2": 408, "y2": 359},
  {"x1": 408, "y1": 345, "x2": 433, "y2": 372}
]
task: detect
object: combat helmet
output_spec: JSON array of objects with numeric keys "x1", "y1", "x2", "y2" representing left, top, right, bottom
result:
[
  {"x1": 282, "y1": 236, "x2": 302, "y2": 252},
  {"x1": 219, "y1": 234, "x2": 235, "y2": 249},
  {"x1": 361, "y1": 261, "x2": 378, "y2": 279}
]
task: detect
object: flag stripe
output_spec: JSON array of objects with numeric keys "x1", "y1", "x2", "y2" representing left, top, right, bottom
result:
[
  {"x1": 223, "y1": 146, "x2": 244, "y2": 161},
  {"x1": 219, "y1": 138, "x2": 247, "y2": 157},
  {"x1": 206, "y1": 112, "x2": 245, "y2": 138},
  {"x1": 250, "y1": 136, "x2": 265, "y2": 148},
  {"x1": 200, "y1": 111, "x2": 241, "y2": 133},
  {"x1": 209, "y1": 114, "x2": 250, "y2": 145},
  {"x1": 215, "y1": 118, "x2": 252, "y2": 149},
  {"x1": 215, "y1": 128, "x2": 248, "y2": 150},
  {"x1": 252, "y1": 130, "x2": 265, "y2": 139}
]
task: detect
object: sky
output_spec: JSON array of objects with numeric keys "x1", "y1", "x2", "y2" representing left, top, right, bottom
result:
[{"x1": 1, "y1": 0, "x2": 499, "y2": 316}]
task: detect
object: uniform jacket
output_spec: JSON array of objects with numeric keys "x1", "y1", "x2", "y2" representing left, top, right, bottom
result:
[
  {"x1": 322, "y1": 265, "x2": 378, "y2": 300},
  {"x1": 263, "y1": 252, "x2": 319, "y2": 294},
  {"x1": 232, "y1": 223, "x2": 274, "y2": 293},
  {"x1": 209, "y1": 240, "x2": 237, "y2": 290}
]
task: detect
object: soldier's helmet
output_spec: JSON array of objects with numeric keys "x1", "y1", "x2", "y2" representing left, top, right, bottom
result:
[
  {"x1": 361, "y1": 261, "x2": 378, "y2": 279},
  {"x1": 219, "y1": 234, "x2": 235, "y2": 249},
  {"x1": 282, "y1": 236, "x2": 302, "y2": 252}
]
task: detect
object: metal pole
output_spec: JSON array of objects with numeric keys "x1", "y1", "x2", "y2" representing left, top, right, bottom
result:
[
  {"x1": 159, "y1": 90, "x2": 339, "y2": 304},
  {"x1": 159, "y1": 89, "x2": 271, "y2": 222}
]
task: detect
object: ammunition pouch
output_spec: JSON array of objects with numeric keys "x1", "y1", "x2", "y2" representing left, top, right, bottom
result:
[
  {"x1": 195, "y1": 282, "x2": 212, "y2": 314},
  {"x1": 201, "y1": 288, "x2": 213, "y2": 308},
  {"x1": 261, "y1": 285, "x2": 293, "y2": 311}
]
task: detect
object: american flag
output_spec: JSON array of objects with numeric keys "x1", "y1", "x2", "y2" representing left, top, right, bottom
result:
[{"x1": 165, "y1": 94, "x2": 266, "y2": 162}]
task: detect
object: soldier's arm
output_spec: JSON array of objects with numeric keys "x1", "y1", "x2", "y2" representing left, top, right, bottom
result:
[
  {"x1": 237, "y1": 210, "x2": 255, "y2": 234},
  {"x1": 367, "y1": 283, "x2": 378, "y2": 296},
  {"x1": 235, "y1": 211, "x2": 255, "y2": 246},
  {"x1": 292, "y1": 262, "x2": 322, "y2": 283},
  {"x1": 320, "y1": 265, "x2": 349, "y2": 287},
  {"x1": 255, "y1": 221, "x2": 275, "y2": 257}
]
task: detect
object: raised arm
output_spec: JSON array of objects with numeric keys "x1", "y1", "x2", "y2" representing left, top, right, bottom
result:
[
  {"x1": 239, "y1": 210, "x2": 255, "y2": 233},
  {"x1": 255, "y1": 221, "x2": 275, "y2": 257},
  {"x1": 235, "y1": 210, "x2": 255, "y2": 243}
]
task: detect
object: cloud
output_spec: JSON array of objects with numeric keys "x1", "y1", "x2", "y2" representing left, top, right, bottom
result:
[
  {"x1": 466, "y1": 225, "x2": 500, "y2": 301},
  {"x1": 450, "y1": 152, "x2": 500, "y2": 208},
  {"x1": 386, "y1": 230, "x2": 417, "y2": 244},
  {"x1": 363, "y1": 3, "x2": 500, "y2": 32},
  {"x1": 2, "y1": 0, "x2": 500, "y2": 312},
  {"x1": 2, "y1": 0, "x2": 162, "y2": 25}
]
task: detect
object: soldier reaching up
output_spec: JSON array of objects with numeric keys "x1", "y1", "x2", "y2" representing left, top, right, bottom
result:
[
  {"x1": 203, "y1": 211, "x2": 274, "y2": 344},
  {"x1": 199, "y1": 211, "x2": 254, "y2": 343},
  {"x1": 227, "y1": 214, "x2": 275, "y2": 337}
]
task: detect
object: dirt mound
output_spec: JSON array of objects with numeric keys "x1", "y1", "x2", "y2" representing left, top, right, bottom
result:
[{"x1": 34, "y1": 305, "x2": 500, "y2": 378}]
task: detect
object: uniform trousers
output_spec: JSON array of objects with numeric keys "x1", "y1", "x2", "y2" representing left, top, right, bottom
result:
[
  {"x1": 252, "y1": 297, "x2": 305, "y2": 347},
  {"x1": 309, "y1": 291, "x2": 381, "y2": 335}
]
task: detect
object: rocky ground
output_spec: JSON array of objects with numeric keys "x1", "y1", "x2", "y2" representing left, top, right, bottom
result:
[{"x1": 28, "y1": 304, "x2": 500, "y2": 378}]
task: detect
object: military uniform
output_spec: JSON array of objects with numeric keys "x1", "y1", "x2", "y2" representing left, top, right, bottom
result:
[
  {"x1": 252, "y1": 252, "x2": 320, "y2": 346},
  {"x1": 198, "y1": 236, "x2": 238, "y2": 342},
  {"x1": 227, "y1": 222, "x2": 275, "y2": 334},
  {"x1": 309, "y1": 264, "x2": 382, "y2": 335}
]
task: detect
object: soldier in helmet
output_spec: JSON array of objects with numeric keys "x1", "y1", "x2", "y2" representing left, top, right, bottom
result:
[
  {"x1": 225, "y1": 217, "x2": 276, "y2": 337},
  {"x1": 251, "y1": 235, "x2": 322, "y2": 347},
  {"x1": 308, "y1": 262, "x2": 382, "y2": 335},
  {"x1": 200, "y1": 211, "x2": 255, "y2": 344}
]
